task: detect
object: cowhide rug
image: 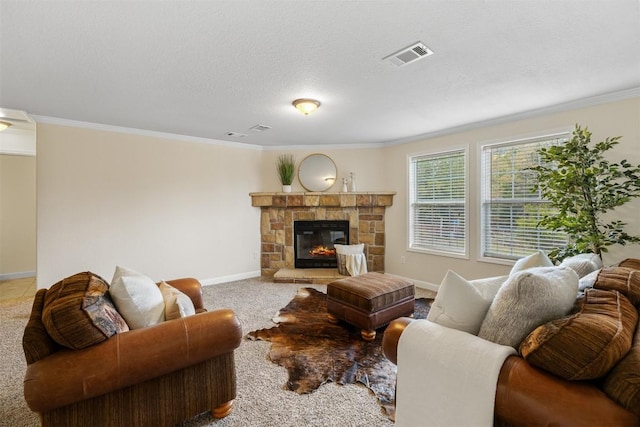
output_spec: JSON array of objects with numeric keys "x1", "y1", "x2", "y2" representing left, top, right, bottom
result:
[{"x1": 246, "y1": 287, "x2": 432, "y2": 419}]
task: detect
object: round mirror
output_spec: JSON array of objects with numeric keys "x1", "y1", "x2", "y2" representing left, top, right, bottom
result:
[{"x1": 298, "y1": 154, "x2": 337, "y2": 192}]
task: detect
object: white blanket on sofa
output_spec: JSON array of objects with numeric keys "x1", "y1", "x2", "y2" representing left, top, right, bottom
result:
[{"x1": 395, "y1": 320, "x2": 516, "y2": 427}]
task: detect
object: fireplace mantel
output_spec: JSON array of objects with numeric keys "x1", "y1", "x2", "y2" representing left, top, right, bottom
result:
[{"x1": 250, "y1": 191, "x2": 396, "y2": 278}]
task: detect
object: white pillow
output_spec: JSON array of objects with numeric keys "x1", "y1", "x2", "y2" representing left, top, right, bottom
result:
[
  {"x1": 510, "y1": 250, "x2": 553, "y2": 275},
  {"x1": 578, "y1": 269, "x2": 600, "y2": 291},
  {"x1": 468, "y1": 275, "x2": 508, "y2": 301},
  {"x1": 560, "y1": 253, "x2": 603, "y2": 278},
  {"x1": 427, "y1": 270, "x2": 493, "y2": 335},
  {"x1": 158, "y1": 281, "x2": 196, "y2": 320},
  {"x1": 478, "y1": 266, "x2": 579, "y2": 348},
  {"x1": 109, "y1": 266, "x2": 165, "y2": 329},
  {"x1": 334, "y1": 244, "x2": 365, "y2": 255}
]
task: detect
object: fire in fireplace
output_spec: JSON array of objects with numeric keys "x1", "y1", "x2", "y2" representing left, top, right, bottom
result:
[{"x1": 294, "y1": 220, "x2": 349, "y2": 268}]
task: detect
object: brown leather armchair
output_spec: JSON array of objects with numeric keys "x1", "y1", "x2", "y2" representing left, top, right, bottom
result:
[
  {"x1": 383, "y1": 317, "x2": 639, "y2": 426},
  {"x1": 23, "y1": 278, "x2": 242, "y2": 427}
]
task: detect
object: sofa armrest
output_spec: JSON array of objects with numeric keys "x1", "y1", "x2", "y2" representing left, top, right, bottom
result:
[
  {"x1": 496, "y1": 356, "x2": 639, "y2": 426},
  {"x1": 382, "y1": 316, "x2": 413, "y2": 364},
  {"x1": 24, "y1": 308, "x2": 242, "y2": 413},
  {"x1": 165, "y1": 277, "x2": 205, "y2": 311}
]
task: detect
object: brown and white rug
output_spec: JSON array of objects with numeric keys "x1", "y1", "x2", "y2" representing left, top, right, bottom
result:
[{"x1": 246, "y1": 287, "x2": 433, "y2": 419}]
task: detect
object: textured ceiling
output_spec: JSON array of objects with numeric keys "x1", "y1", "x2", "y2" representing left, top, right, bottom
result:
[{"x1": 1, "y1": 1, "x2": 639, "y2": 147}]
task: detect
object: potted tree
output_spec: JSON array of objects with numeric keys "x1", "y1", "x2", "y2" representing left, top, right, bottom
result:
[
  {"x1": 530, "y1": 124, "x2": 640, "y2": 262},
  {"x1": 276, "y1": 154, "x2": 296, "y2": 193}
]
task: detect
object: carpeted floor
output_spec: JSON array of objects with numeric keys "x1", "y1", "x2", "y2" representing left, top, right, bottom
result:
[{"x1": 0, "y1": 277, "x2": 435, "y2": 427}]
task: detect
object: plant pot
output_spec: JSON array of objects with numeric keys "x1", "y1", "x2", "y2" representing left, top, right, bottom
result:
[{"x1": 282, "y1": 185, "x2": 292, "y2": 193}]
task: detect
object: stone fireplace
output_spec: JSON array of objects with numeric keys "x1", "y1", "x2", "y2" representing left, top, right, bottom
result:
[{"x1": 250, "y1": 192, "x2": 396, "y2": 279}]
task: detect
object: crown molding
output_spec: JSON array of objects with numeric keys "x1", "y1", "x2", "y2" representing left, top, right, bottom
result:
[
  {"x1": 383, "y1": 86, "x2": 640, "y2": 147},
  {"x1": 30, "y1": 115, "x2": 264, "y2": 151}
]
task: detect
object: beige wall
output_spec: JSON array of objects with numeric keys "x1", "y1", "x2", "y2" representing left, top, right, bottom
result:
[
  {"x1": 383, "y1": 96, "x2": 640, "y2": 287},
  {"x1": 0, "y1": 154, "x2": 37, "y2": 276},
  {"x1": 36, "y1": 124, "x2": 263, "y2": 288},
  {"x1": 35, "y1": 96, "x2": 640, "y2": 289}
]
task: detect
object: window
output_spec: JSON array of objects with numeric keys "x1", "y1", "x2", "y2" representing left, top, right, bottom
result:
[
  {"x1": 481, "y1": 134, "x2": 569, "y2": 260},
  {"x1": 409, "y1": 148, "x2": 467, "y2": 256}
]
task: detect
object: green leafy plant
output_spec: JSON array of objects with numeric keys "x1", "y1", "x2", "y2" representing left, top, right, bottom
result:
[
  {"x1": 276, "y1": 154, "x2": 296, "y2": 185},
  {"x1": 530, "y1": 124, "x2": 640, "y2": 262}
]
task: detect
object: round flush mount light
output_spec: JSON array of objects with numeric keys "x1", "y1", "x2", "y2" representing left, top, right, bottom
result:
[{"x1": 292, "y1": 98, "x2": 321, "y2": 115}]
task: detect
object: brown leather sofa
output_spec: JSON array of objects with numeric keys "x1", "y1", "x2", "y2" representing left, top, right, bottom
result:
[
  {"x1": 383, "y1": 259, "x2": 640, "y2": 426},
  {"x1": 23, "y1": 277, "x2": 243, "y2": 427},
  {"x1": 384, "y1": 317, "x2": 639, "y2": 426}
]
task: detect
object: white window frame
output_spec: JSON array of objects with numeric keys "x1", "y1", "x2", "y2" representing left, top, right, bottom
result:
[
  {"x1": 408, "y1": 147, "x2": 469, "y2": 259},
  {"x1": 479, "y1": 132, "x2": 569, "y2": 263}
]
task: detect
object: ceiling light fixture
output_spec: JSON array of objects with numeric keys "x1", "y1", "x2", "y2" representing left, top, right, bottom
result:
[
  {"x1": 0, "y1": 121, "x2": 12, "y2": 131},
  {"x1": 292, "y1": 98, "x2": 320, "y2": 115}
]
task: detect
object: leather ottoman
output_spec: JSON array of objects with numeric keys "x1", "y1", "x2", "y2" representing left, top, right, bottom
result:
[{"x1": 327, "y1": 272, "x2": 415, "y2": 341}]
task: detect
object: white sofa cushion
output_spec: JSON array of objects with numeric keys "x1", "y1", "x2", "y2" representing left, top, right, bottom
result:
[
  {"x1": 109, "y1": 266, "x2": 165, "y2": 329},
  {"x1": 510, "y1": 250, "x2": 553, "y2": 275},
  {"x1": 159, "y1": 281, "x2": 196, "y2": 320},
  {"x1": 427, "y1": 270, "x2": 495, "y2": 335},
  {"x1": 560, "y1": 253, "x2": 603, "y2": 278}
]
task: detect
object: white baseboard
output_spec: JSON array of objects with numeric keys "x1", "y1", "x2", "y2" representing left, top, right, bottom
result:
[
  {"x1": 200, "y1": 270, "x2": 261, "y2": 286},
  {"x1": 384, "y1": 273, "x2": 439, "y2": 293},
  {"x1": 0, "y1": 270, "x2": 36, "y2": 281}
]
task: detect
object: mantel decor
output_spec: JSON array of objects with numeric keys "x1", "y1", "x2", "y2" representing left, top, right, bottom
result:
[{"x1": 250, "y1": 191, "x2": 396, "y2": 278}]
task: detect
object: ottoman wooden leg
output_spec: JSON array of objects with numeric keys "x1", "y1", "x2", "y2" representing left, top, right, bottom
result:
[
  {"x1": 212, "y1": 400, "x2": 234, "y2": 418},
  {"x1": 361, "y1": 330, "x2": 376, "y2": 341},
  {"x1": 327, "y1": 313, "x2": 339, "y2": 324}
]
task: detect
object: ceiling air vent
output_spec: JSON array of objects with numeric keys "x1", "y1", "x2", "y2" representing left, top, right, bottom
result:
[
  {"x1": 383, "y1": 42, "x2": 434, "y2": 67},
  {"x1": 250, "y1": 124, "x2": 271, "y2": 132}
]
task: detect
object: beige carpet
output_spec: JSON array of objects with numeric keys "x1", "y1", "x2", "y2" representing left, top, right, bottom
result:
[{"x1": 0, "y1": 277, "x2": 434, "y2": 427}]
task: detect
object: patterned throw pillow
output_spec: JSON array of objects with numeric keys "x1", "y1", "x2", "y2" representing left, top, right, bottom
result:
[
  {"x1": 520, "y1": 288, "x2": 636, "y2": 381},
  {"x1": 603, "y1": 323, "x2": 640, "y2": 416},
  {"x1": 41, "y1": 272, "x2": 129, "y2": 350}
]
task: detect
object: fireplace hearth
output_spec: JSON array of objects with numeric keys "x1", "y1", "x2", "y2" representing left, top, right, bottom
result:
[{"x1": 294, "y1": 220, "x2": 349, "y2": 268}]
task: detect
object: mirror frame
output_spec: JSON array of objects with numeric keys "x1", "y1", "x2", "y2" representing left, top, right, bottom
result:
[{"x1": 298, "y1": 153, "x2": 337, "y2": 192}]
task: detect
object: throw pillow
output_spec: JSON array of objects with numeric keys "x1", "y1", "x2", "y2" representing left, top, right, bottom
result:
[
  {"x1": 593, "y1": 266, "x2": 640, "y2": 306},
  {"x1": 602, "y1": 321, "x2": 640, "y2": 416},
  {"x1": 510, "y1": 250, "x2": 554, "y2": 275},
  {"x1": 478, "y1": 266, "x2": 579, "y2": 348},
  {"x1": 427, "y1": 270, "x2": 493, "y2": 335},
  {"x1": 618, "y1": 258, "x2": 640, "y2": 271},
  {"x1": 578, "y1": 269, "x2": 600, "y2": 292},
  {"x1": 520, "y1": 288, "x2": 637, "y2": 381},
  {"x1": 109, "y1": 266, "x2": 165, "y2": 329},
  {"x1": 41, "y1": 271, "x2": 129, "y2": 350},
  {"x1": 158, "y1": 281, "x2": 196, "y2": 320},
  {"x1": 560, "y1": 253, "x2": 603, "y2": 278}
]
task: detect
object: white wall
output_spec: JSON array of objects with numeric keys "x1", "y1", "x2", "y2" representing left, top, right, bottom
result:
[
  {"x1": 0, "y1": 154, "x2": 37, "y2": 277},
  {"x1": 383, "y1": 96, "x2": 640, "y2": 287},
  {"x1": 36, "y1": 124, "x2": 263, "y2": 288}
]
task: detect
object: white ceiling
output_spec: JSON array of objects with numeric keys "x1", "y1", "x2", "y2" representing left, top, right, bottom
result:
[{"x1": 1, "y1": 1, "x2": 639, "y2": 148}]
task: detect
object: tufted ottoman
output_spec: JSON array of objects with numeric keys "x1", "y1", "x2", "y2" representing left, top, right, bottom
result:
[{"x1": 327, "y1": 272, "x2": 415, "y2": 341}]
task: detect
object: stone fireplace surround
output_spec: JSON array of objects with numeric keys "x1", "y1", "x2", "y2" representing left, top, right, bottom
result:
[{"x1": 250, "y1": 192, "x2": 396, "y2": 279}]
